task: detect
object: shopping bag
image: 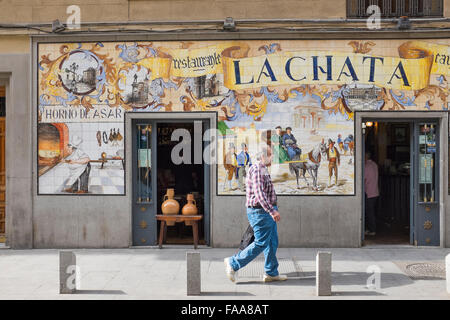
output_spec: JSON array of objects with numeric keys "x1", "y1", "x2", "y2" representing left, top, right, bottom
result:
[{"x1": 239, "y1": 224, "x2": 254, "y2": 251}]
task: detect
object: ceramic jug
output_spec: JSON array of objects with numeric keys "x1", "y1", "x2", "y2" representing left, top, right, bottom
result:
[
  {"x1": 182, "y1": 193, "x2": 198, "y2": 225},
  {"x1": 161, "y1": 188, "x2": 179, "y2": 226}
]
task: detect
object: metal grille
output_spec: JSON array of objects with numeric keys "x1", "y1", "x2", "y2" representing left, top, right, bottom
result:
[
  {"x1": 395, "y1": 262, "x2": 446, "y2": 280},
  {"x1": 347, "y1": 0, "x2": 443, "y2": 18},
  {"x1": 405, "y1": 263, "x2": 446, "y2": 279}
]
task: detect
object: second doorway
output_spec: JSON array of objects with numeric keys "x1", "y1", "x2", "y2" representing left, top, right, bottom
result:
[{"x1": 363, "y1": 121, "x2": 411, "y2": 245}]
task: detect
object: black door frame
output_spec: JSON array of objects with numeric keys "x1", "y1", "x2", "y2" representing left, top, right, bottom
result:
[
  {"x1": 0, "y1": 81, "x2": 6, "y2": 244},
  {"x1": 132, "y1": 119, "x2": 158, "y2": 246},
  {"x1": 129, "y1": 112, "x2": 214, "y2": 246},
  {"x1": 412, "y1": 120, "x2": 440, "y2": 246}
]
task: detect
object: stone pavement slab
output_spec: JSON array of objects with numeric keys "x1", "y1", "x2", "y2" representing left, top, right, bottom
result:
[{"x1": 0, "y1": 247, "x2": 449, "y2": 299}]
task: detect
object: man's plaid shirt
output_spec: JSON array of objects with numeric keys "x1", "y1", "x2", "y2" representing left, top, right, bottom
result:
[{"x1": 245, "y1": 161, "x2": 277, "y2": 215}]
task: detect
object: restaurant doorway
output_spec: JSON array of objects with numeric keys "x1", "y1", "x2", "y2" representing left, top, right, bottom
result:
[
  {"x1": 131, "y1": 116, "x2": 211, "y2": 247},
  {"x1": 156, "y1": 121, "x2": 206, "y2": 245},
  {"x1": 362, "y1": 118, "x2": 440, "y2": 246},
  {"x1": 363, "y1": 121, "x2": 411, "y2": 245}
]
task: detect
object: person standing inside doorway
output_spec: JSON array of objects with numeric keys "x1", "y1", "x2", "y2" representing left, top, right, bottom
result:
[
  {"x1": 224, "y1": 146, "x2": 287, "y2": 283},
  {"x1": 364, "y1": 151, "x2": 379, "y2": 236}
]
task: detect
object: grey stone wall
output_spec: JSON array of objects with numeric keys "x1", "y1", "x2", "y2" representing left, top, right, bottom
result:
[
  {"x1": 211, "y1": 183, "x2": 361, "y2": 247},
  {"x1": 32, "y1": 196, "x2": 130, "y2": 248},
  {"x1": 14, "y1": 34, "x2": 447, "y2": 249}
]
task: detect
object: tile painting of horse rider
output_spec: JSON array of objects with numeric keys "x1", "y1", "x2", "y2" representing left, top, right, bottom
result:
[
  {"x1": 343, "y1": 134, "x2": 354, "y2": 156},
  {"x1": 271, "y1": 126, "x2": 290, "y2": 164},
  {"x1": 63, "y1": 135, "x2": 91, "y2": 194},
  {"x1": 223, "y1": 142, "x2": 238, "y2": 191},
  {"x1": 282, "y1": 127, "x2": 302, "y2": 160},
  {"x1": 326, "y1": 139, "x2": 340, "y2": 187},
  {"x1": 337, "y1": 134, "x2": 344, "y2": 152},
  {"x1": 236, "y1": 143, "x2": 252, "y2": 192}
]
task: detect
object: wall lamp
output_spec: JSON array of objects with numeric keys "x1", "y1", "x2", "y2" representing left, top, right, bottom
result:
[
  {"x1": 52, "y1": 19, "x2": 66, "y2": 33},
  {"x1": 223, "y1": 17, "x2": 236, "y2": 31},
  {"x1": 397, "y1": 16, "x2": 411, "y2": 30}
]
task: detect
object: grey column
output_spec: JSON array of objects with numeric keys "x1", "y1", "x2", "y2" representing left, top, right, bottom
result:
[
  {"x1": 59, "y1": 251, "x2": 77, "y2": 294},
  {"x1": 316, "y1": 251, "x2": 332, "y2": 296},
  {"x1": 186, "y1": 252, "x2": 201, "y2": 295}
]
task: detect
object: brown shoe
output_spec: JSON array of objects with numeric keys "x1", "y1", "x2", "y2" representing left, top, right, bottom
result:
[
  {"x1": 75, "y1": 190, "x2": 87, "y2": 194},
  {"x1": 64, "y1": 188, "x2": 74, "y2": 193}
]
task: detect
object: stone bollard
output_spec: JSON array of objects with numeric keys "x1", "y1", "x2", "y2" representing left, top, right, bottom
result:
[
  {"x1": 59, "y1": 251, "x2": 77, "y2": 294},
  {"x1": 446, "y1": 254, "x2": 450, "y2": 294},
  {"x1": 186, "y1": 252, "x2": 201, "y2": 296},
  {"x1": 316, "y1": 251, "x2": 332, "y2": 296}
]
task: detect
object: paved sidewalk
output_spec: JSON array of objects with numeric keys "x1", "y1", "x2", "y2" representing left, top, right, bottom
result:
[{"x1": 0, "y1": 247, "x2": 449, "y2": 300}]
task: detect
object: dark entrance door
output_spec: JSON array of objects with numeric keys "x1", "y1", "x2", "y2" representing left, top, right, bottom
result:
[
  {"x1": 362, "y1": 120, "x2": 412, "y2": 245},
  {"x1": 362, "y1": 118, "x2": 440, "y2": 246},
  {"x1": 132, "y1": 118, "x2": 210, "y2": 246}
]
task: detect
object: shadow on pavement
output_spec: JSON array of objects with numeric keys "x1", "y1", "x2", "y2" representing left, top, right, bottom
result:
[
  {"x1": 235, "y1": 271, "x2": 415, "y2": 290},
  {"x1": 332, "y1": 291, "x2": 386, "y2": 296},
  {"x1": 201, "y1": 291, "x2": 255, "y2": 296},
  {"x1": 75, "y1": 289, "x2": 126, "y2": 295},
  {"x1": 331, "y1": 271, "x2": 415, "y2": 289}
]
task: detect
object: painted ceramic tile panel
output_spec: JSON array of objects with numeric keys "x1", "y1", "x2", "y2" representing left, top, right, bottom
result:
[{"x1": 37, "y1": 39, "x2": 449, "y2": 195}]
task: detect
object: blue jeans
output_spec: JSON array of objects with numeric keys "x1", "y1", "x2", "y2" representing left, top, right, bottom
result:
[{"x1": 229, "y1": 206, "x2": 279, "y2": 276}]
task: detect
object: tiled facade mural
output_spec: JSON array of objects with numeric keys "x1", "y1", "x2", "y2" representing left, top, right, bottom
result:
[{"x1": 37, "y1": 40, "x2": 449, "y2": 195}]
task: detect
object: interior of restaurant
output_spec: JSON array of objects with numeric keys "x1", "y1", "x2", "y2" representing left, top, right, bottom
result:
[
  {"x1": 156, "y1": 122, "x2": 205, "y2": 245},
  {"x1": 363, "y1": 121, "x2": 411, "y2": 245}
]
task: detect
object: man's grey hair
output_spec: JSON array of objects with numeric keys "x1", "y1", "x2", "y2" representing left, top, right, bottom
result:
[{"x1": 255, "y1": 144, "x2": 270, "y2": 161}]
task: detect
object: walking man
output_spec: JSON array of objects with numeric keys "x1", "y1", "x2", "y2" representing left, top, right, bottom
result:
[{"x1": 224, "y1": 146, "x2": 287, "y2": 282}]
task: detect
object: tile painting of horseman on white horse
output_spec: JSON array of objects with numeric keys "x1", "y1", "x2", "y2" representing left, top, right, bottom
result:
[{"x1": 218, "y1": 92, "x2": 355, "y2": 195}]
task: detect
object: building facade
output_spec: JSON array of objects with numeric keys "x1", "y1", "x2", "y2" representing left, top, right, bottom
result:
[{"x1": 0, "y1": 0, "x2": 449, "y2": 248}]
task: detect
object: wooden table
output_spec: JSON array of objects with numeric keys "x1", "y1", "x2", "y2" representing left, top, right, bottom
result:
[{"x1": 156, "y1": 215, "x2": 203, "y2": 249}]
